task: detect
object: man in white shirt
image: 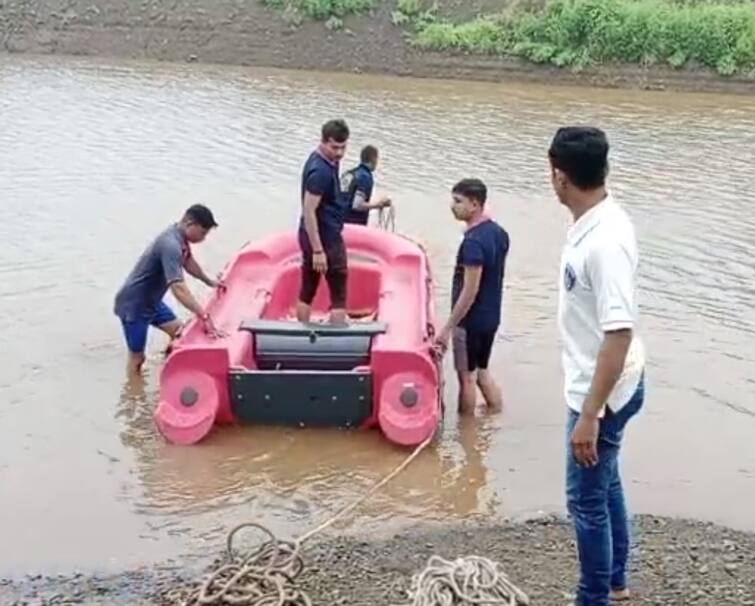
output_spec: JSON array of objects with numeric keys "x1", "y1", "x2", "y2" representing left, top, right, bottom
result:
[{"x1": 550, "y1": 126, "x2": 646, "y2": 606}]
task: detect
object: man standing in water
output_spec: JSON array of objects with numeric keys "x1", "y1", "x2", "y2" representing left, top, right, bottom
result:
[
  {"x1": 341, "y1": 145, "x2": 392, "y2": 226},
  {"x1": 434, "y1": 178, "x2": 509, "y2": 414},
  {"x1": 114, "y1": 204, "x2": 224, "y2": 377},
  {"x1": 549, "y1": 126, "x2": 646, "y2": 606},
  {"x1": 297, "y1": 119, "x2": 350, "y2": 324}
]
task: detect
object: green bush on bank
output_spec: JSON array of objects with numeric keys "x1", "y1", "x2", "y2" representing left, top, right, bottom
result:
[
  {"x1": 262, "y1": 0, "x2": 374, "y2": 23},
  {"x1": 411, "y1": 0, "x2": 755, "y2": 75},
  {"x1": 392, "y1": 0, "x2": 438, "y2": 26}
]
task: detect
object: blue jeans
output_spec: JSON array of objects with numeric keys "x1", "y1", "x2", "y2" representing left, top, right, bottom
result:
[{"x1": 566, "y1": 376, "x2": 645, "y2": 606}]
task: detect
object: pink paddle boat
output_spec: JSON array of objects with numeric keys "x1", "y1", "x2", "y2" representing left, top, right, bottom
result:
[{"x1": 154, "y1": 224, "x2": 443, "y2": 446}]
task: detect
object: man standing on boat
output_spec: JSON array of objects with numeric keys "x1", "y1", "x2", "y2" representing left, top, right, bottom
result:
[
  {"x1": 113, "y1": 204, "x2": 224, "y2": 378},
  {"x1": 341, "y1": 145, "x2": 392, "y2": 226},
  {"x1": 549, "y1": 126, "x2": 645, "y2": 606},
  {"x1": 434, "y1": 178, "x2": 509, "y2": 415},
  {"x1": 297, "y1": 119, "x2": 351, "y2": 325}
]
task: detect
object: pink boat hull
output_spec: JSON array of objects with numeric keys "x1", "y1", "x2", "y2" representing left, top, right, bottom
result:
[{"x1": 154, "y1": 225, "x2": 443, "y2": 446}]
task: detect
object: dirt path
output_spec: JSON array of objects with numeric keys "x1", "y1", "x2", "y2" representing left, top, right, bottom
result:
[
  {"x1": 3, "y1": 515, "x2": 754, "y2": 605},
  {"x1": 2, "y1": 0, "x2": 755, "y2": 94}
]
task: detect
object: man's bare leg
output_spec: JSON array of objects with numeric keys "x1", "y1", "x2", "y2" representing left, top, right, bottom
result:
[
  {"x1": 127, "y1": 352, "x2": 146, "y2": 378},
  {"x1": 329, "y1": 308, "x2": 347, "y2": 325},
  {"x1": 157, "y1": 319, "x2": 184, "y2": 354},
  {"x1": 296, "y1": 300, "x2": 312, "y2": 323},
  {"x1": 457, "y1": 370, "x2": 477, "y2": 415},
  {"x1": 476, "y1": 368, "x2": 503, "y2": 412},
  {"x1": 158, "y1": 319, "x2": 183, "y2": 339}
]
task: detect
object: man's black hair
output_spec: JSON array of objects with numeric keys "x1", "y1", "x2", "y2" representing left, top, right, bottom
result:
[
  {"x1": 361, "y1": 145, "x2": 379, "y2": 165},
  {"x1": 452, "y1": 178, "x2": 487, "y2": 205},
  {"x1": 184, "y1": 204, "x2": 218, "y2": 229},
  {"x1": 321, "y1": 119, "x2": 350, "y2": 143},
  {"x1": 548, "y1": 126, "x2": 609, "y2": 190}
]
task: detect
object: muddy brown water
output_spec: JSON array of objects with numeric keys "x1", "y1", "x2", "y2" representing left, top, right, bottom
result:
[{"x1": 1, "y1": 55, "x2": 754, "y2": 576}]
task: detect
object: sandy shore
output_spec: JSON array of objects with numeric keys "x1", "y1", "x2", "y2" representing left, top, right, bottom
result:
[
  {"x1": 2, "y1": 0, "x2": 755, "y2": 94},
  {"x1": 3, "y1": 514, "x2": 754, "y2": 605}
]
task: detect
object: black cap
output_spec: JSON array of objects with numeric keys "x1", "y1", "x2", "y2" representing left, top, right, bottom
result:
[{"x1": 184, "y1": 204, "x2": 218, "y2": 229}]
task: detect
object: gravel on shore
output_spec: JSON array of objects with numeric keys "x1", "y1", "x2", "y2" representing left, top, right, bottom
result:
[{"x1": 3, "y1": 514, "x2": 754, "y2": 605}]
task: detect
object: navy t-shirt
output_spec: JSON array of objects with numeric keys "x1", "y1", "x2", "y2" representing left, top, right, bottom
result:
[
  {"x1": 298, "y1": 150, "x2": 343, "y2": 250},
  {"x1": 341, "y1": 163, "x2": 375, "y2": 225},
  {"x1": 451, "y1": 219, "x2": 510, "y2": 333}
]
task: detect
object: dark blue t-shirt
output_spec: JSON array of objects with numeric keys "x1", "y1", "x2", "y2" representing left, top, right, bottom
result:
[
  {"x1": 341, "y1": 163, "x2": 375, "y2": 225},
  {"x1": 298, "y1": 150, "x2": 343, "y2": 250},
  {"x1": 451, "y1": 218, "x2": 510, "y2": 333}
]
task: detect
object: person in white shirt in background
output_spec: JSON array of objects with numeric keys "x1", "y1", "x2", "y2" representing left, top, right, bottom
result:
[{"x1": 549, "y1": 126, "x2": 646, "y2": 606}]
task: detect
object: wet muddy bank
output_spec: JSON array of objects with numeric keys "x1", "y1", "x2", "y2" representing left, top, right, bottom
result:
[
  {"x1": 2, "y1": 0, "x2": 755, "y2": 95},
  {"x1": 4, "y1": 515, "x2": 754, "y2": 605}
]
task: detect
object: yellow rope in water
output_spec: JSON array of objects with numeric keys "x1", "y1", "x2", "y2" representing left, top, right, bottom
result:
[
  {"x1": 174, "y1": 435, "x2": 530, "y2": 606},
  {"x1": 177, "y1": 436, "x2": 433, "y2": 606}
]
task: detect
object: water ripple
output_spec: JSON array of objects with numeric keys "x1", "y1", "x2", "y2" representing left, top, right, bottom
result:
[{"x1": 2, "y1": 57, "x2": 755, "y2": 572}]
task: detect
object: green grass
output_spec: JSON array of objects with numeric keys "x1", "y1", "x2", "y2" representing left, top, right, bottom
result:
[
  {"x1": 261, "y1": 0, "x2": 374, "y2": 22},
  {"x1": 410, "y1": 0, "x2": 755, "y2": 75}
]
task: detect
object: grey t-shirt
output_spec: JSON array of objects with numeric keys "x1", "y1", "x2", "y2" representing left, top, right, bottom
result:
[{"x1": 114, "y1": 224, "x2": 189, "y2": 321}]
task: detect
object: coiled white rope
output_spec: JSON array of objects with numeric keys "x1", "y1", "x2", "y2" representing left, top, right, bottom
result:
[{"x1": 395, "y1": 554, "x2": 530, "y2": 606}]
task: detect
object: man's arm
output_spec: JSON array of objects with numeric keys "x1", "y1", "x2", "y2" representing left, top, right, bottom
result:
[
  {"x1": 436, "y1": 239, "x2": 484, "y2": 345},
  {"x1": 352, "y1": 189, "x2": 390, "y2": 212},
  {"x1": 581, "y1": 329, "x2": 633, "y2": 419},
  {"x1": 571, "y1": 242, "x2": 636, "y2": 466},
  {"x1": 582, "y1": 241, "x2": 636, "y2": 415},
  {"x1": 442, "y1": 266, "x2": 482, "y2": 335},
  {"x1": 302, "y1": 191, "x2": 324, "y2": 252},
  {"x1": 160, "y1": 242, "x2": 206, "y2": 318},
  {"x1": 185, "y1": 255, "x2": 216, "y2": 288},
  {"x1": 169, "y1": 280, "x2": 206, "y2": 317}
]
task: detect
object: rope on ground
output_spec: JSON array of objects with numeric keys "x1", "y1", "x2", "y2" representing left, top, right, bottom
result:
[
  {"x1": 395, "y1": 555, "x2": 530, "y2": 606},
  {"x1": 378, "y1": 203, "x2": 396, "y2": 232},
  {"x1": 175, "y1": 435, "x2": 433, "y2": 606},
  {"x1": 171, "y1": 432, "x2": 530, "y2": 606}
]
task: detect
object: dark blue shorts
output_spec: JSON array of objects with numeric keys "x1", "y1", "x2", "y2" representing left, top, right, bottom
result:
[{"x1": 120, "y1": 302, "x2": 177, "y2": 354}]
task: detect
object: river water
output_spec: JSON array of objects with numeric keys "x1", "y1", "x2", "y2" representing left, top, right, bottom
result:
[{"x1": 1, "y1": 55, "x2": 754, "y2": 576}]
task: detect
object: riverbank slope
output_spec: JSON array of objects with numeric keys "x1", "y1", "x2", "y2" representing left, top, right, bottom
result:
[
  {"x1": 2, "y1": 515, "x2": 755, "y2": 605},
  {"x1": 2, "y1": 0, "x2": 755, "y2": 94}
]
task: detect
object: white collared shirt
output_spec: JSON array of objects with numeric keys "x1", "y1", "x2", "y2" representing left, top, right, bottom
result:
[{"x1": 558, "y1": 195, "x2": 645, "y2": 414}]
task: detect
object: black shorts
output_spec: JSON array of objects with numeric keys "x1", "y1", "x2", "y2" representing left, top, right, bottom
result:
[
  {"x1": 299, "y1": 237, "x2": 348, "y2": 309},
  {"x1": 452, "y1": 326, "x2": 496, "y2": 372}
]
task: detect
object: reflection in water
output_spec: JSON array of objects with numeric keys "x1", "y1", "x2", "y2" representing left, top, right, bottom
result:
[
  {"x1": 1, "y1": 55, "x2": 754, "y2": 574},
  {"x1": 116, "y1": 371, "x2": 496, "y2": 546}
]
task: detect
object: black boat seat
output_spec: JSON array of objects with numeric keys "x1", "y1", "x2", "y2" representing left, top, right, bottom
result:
[{"x1": 239, "y1": 319, "x2": 388, "y2": 371}]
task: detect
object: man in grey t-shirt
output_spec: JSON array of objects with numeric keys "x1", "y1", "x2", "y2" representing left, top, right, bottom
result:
[{"x1": 113, "y1": 204, "x2": 224, "y2": 377}]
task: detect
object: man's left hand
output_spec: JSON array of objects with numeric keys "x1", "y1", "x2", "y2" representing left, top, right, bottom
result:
[
  {"x1": 207, "y1": 274, "x2": 227, "y2": 292},
  {"x1": 433, "y1": 326, "x2": 451, "y2": 354},
  {"x1": 571, "y1": 414, "x2": 600, "y2": 467}
]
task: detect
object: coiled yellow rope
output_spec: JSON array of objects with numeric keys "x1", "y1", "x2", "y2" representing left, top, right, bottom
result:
[
  {"x1": 172, "y1": 433, "x2": 529, "y2": 606},
  {"x1": 176, "y1": 435, "x2": 433, "y2": 605}
]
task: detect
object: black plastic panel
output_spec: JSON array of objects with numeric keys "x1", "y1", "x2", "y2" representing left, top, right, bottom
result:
[{"x1": 229, "y1": 370, "x2": 373, "y2": 428}]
